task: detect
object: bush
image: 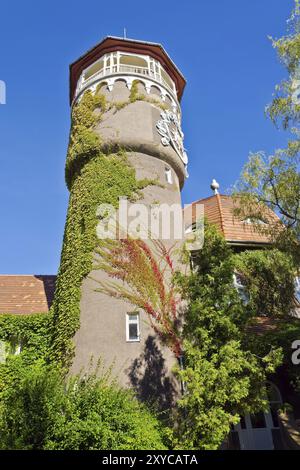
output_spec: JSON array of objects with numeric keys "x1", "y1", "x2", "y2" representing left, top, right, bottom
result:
[{"x1": 0, "y1": 361, "x2": 167, "y2": 450}]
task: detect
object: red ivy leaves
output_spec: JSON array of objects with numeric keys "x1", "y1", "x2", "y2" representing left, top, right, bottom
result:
[{"x1": 93, "y1": 236, "x2": 182, "y2": 357}]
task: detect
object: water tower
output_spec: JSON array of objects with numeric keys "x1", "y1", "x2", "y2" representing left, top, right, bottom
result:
[{"x1": 53, "y1": 37, "x2": 188, "y2": 403}]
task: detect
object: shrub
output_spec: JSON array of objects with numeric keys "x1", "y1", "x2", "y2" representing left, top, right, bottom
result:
[{"x1": 0, "y1": 361, "x2": 167, "y2": 450}]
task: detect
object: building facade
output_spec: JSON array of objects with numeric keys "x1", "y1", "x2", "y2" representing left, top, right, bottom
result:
[
  {"x1": 0, "y1": 36, "x2": 299, "y2": 450},
  {"x1": 56, "y1": 37, "x2": 189, "y2": 402}
]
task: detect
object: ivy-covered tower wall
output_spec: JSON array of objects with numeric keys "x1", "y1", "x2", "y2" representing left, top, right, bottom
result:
[{"x1": 51, "y1": 37, "x2": 187, "y2": 398}]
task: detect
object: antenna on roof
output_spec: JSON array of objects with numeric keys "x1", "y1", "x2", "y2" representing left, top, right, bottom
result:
[
  {"x1": 210, "y1": 179, "x2": 220, "y2": 195},
  {"x1": 123, "y1": 28, "x2": 127, "y2": 39}
]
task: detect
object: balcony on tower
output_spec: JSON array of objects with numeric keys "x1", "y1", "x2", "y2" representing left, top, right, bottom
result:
[
  {"x1": 79, "y1": 51, "x2": 176, "y2": 94},
  {"x1": 70, "y1": 36, "x2": 186, "y2": 111}
]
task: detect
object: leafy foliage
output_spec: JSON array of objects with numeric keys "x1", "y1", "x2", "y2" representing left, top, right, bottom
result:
[
  {"x1": 50, "y1": 89, "x2": 154, "y2": 365},
  {"x1": 0, "y1": 314, "x2": 51, "y2": 400},
  {"x1": 267, "y1": 0, "x2": 300, "y2": 128},
  {"x1": 173, "y1": 224, "x2": 283, "y2": 450},
  {"x1": 233, "y1": 248, "x2": 296, "y2": 318},
  {"x1": 0, "y1": 313, "x2": 50, "y2": 361},
  {"x1": 0, "y1": 361, "x2": 167, "y2": 450},
  {"x1": 93, "y1": 237, "x2": 182, "y2": 357},
  {"x1": 234, "y1": 1, "x2": 300, "y2": 262},
  {"x1": 244, "y1": 318, "x2": 300, "y2": 395}
]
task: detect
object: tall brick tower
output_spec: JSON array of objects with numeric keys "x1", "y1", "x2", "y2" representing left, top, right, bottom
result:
[{"x1": 52, "y1": 37, "x2": 187, "y2": 403}]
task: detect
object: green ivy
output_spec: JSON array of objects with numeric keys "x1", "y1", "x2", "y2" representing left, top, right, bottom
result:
[
  {"x1": 50, "y1": 87, "x2": 158, "y2": 366},
  {"x1": 0, "y1": 314, "x2": 50, "y2": 361},
  {"x1": 129, "y1": 79, "x2": 169, "y2": 110},
  {"x1": 0, "y1": 361, "x2": 168, "y2": 450},
  {"x1": 66, "y1": 83, "x2": 168, "y2": 190},
  {"x1": 0, "y1": 313, "x2": 51, "y2": 399},
  {"x1": 233, "y1": 249, "x2": 296, "y2": 318}
]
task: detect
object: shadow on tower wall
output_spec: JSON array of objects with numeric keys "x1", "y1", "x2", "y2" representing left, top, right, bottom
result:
[{"x1": 126, "y1": 335, "x2": 177, "y2": 412}]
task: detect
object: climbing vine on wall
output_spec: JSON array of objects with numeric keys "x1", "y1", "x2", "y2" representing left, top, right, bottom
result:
[
  {"x1": 0, "y1": 313, "x2": 50, "y2": 361},
  {"x1": 232, "y1": 248, "x2": 296, "y2": 318},
  {"x1": 66, "y1": 81, "x2": 169, "y2": 189},
  {"x1": 92, "y1": 237, "x2": 183, "y2": 357},
  {"x1": 0, "y1": 313, "x2": 51, "y2": 398},
  {"x1": 50, "y1": 84, "x2": 162, "y2": 366}
]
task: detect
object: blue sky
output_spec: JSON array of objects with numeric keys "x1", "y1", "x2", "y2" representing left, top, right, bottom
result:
[{"x1": 0, "y1": 0, "x2": 294, "y2": 274}]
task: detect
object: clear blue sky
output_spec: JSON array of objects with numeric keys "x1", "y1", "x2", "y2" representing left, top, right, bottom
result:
[{"x1": 0, "y1": 0, "x2": 294, "y2": 274}]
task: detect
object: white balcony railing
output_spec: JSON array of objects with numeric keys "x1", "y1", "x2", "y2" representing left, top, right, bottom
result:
[{"x1": 78, "y1": 63, "x2": 176, "y2": 97}]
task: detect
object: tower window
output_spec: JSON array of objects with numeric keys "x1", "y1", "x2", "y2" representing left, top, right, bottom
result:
[
  {"x1": 165, "y1": 167, "x2": 173, "y2": 184},
  {"x1": 126, "y1": 312, "x2": 140, "y2": 342}
]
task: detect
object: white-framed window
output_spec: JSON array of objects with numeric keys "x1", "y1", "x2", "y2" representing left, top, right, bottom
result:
[
  {"x1": 126, "y1": 312, "x2": 140, "y2": 342},
  {"x1": 10, "y1": 337, "x2": 22, "y2": 356},
  {"x1": 243, "y1": 217, "x2": 268, "y2": 226},
  {"x1": 165, "y1": 167, "x2": 173, "y2": 184},
  {"x1": 0, "y1": 338, "x2": 22, "y2": 364},
  {"x1": 295, "y1": 276, "x2": 300, "y2": 304},
  {"x1": 185, "y1": 222, "x2": 197, "y2": 234},
  {"x1": 0, "y1": 340, "x2": 6, "y2": 364},
  {"x1": 233, "y1": 273, "x2": 249, "y2": 304}
]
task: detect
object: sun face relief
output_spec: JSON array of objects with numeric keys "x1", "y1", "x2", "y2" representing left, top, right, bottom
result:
[{"x1": 156, "y1": 110, "x2": 188, "y2": 171}]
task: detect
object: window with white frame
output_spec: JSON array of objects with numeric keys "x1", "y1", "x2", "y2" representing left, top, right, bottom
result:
[
  {"x1": 10, "y1": 336, "x2": 22, "y2": 355},
  {"x1": 295, "y1": 276, "x2": 300, "y2": 304},
  {"x1": 243, "y1": 217, "x2": 268, "y2": 226},
  {"x1": 126, "y1": 312, "x2": 140, "y2": 342},
  {"x1": 0, "y1": 338, "x2": 22, "y2": 364},
  {"x1": 0, "y1": 340, "x2": 6, "y2": 364},
  {"x1": 185, "y1": 222, "x2": 197, "y2": 234},
  {"x1": 165, "y1": 167, "x2": 173, "y2": 184},
  {"x1": 233, "y1": 273, "x2": 249, "y2": 304}
]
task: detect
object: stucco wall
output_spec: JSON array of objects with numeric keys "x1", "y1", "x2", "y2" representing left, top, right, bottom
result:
[{"x1": 71, "y1": 81, "x2": 186, "y2": 406}]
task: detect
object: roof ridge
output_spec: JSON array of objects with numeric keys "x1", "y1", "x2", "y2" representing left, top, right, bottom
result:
[{"x1": 188, "y1": 193, "x2": 230, "y2": 206}]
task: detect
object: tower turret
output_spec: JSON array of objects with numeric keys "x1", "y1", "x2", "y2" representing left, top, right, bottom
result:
[{"x1": 69, "y1": 36, "x2": 188, "y2": 185}]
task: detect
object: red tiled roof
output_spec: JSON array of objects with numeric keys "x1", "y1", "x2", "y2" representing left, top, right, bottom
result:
[
  {"x1": 0, "y1": 275, "x2": 56, "y2": 315},
  {"x1": 248, "y1": 317, "x2": 279, "y2": 335},
  {"x1": 186, "y1": 194, "x2": 279, "y2": 245}
]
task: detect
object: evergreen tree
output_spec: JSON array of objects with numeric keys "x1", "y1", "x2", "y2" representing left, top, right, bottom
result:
[{"x1": 174, "y1": 224, "x2": 283, "y2": 450}]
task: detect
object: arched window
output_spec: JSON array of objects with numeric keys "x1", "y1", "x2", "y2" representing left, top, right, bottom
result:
[{"x1": 266, "y1": 382, "x2": 282, "y2": 428}]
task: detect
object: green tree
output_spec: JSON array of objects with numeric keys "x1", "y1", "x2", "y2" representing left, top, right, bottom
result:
[
  {"x1": 234, "y1": 1, "x2": 300, "y2": 263},
  {"x1": 174, "y1": 224, "x2": 283, "y2": 450},
  {"x1": 233, "y1": 249, "x2": 296, "y2": 318},
  {"x1": 0, "y1": 361, "x2": 167, "y2": 450}
]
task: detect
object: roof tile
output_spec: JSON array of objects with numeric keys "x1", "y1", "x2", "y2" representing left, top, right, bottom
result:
[
  {"x1": 186, "y1": 194, "x2": 279, "y2": 245},
  {"x1": 0, "y1": 275, "x2": 56, "y2": 315}
]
